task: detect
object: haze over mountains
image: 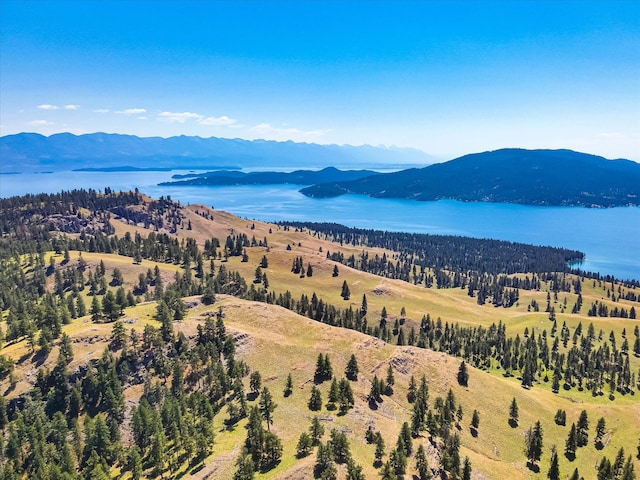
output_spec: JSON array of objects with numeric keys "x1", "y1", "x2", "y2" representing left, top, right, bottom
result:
[
  {"x1": 0, "y1": 132, "x2": 435, "y2": 172},
  {"x1": 2, "y1": 133, "x2": 639, "y2": 208}
]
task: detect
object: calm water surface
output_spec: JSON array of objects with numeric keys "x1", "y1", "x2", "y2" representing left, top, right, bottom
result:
[{"x1": 1, "y1": 171, "x2": 638, "y2": 280}]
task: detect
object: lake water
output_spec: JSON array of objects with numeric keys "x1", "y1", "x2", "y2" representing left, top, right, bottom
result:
[{"x1": 1, "y1": 170, "x2": 639, "y2": 281}]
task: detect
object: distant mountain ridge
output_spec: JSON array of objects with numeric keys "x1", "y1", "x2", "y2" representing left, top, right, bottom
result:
[
  {"x1": 0, "y1": 132, "x2": 435, "y2": 172},
  {"x1": 300, "y1": 149, "x2": 640, "y2": 207}
]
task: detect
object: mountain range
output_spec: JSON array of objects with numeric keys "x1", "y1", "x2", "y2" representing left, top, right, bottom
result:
[
  {"x1": 2, "y1": 133, "x2": 638, "y2": 207},
  {"x1": 0, "y1": 132, "x2": 435, "y2": 172}
]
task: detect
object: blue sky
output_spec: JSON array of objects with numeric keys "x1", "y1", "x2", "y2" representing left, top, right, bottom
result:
[{"x1": 1, "y1": 0, "x2": 638, "y2": 160}]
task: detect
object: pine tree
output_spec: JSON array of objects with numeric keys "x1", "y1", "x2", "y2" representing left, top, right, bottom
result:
[
  {"x1": 525, "y1": 421, "x2": 543, "y2": 467},
  {"x1": 415, "y1": 444, "x2": 430, "y2": 480},
  {"x1": 233, "y1": 453, "x2": 255, "y2": 480},
  {"x1": 341, "y1": 280, "x2": 350, "y2": 300},
  {"x1": 284, "y1": 373, "x2": 293, "y2": 397},
  {"x1": 471, "y1": 409, "x2": 480, "y2": 435},
  {"x1": 308, "y1": 386, "x2": 322, "y2": 411},
  {"x1": 576, "y1": 410, "x2": 589, "y2": 447},
  {"x1": 345, "y1": 354, "x2": 359, "y2": 381},
  {"x1": 259, "y1": 387, "x2": 276, "y2": 430},
  {"x1": 509, "y1": 397, "x2": 519, "y2": 426},
  {"x1": 250, "y1": 371, "x2": 262, "y2": 396},
  {"x1": 360, "y1": 294, "x2": 368, "y2": 316},
  {"x1": 385, "y1": 364, "x2": 395, "y2": 395},
  {"x1": 330, "y1": 429, "x2": 351, "y2": 464},
  {"x1": 548, "y1": 447, "x2": 560, "y2": 480},
  {"x1": 462, "y1": 456, "x2": 472, "y2": 480},
  {"x1": 595, "y1": 417, "x2": 606, "y2": 447},
  {"x1": 374, "y1": 432, "x2": 385, "y2": 467},
  {"x1": 457, "y1": 360, "x2": 469, "y2": 386},
  {"x1": 346, "y1": 458, "x2": 365, "y2": 480},
  {"x1": 310, "y1": 416, "x2": 325, "y2": 445},
  {"x1": 296, "y1": 432, "x2": 313, "y2": 458},
  {"x1": 565, "y1": 423, "x2": 578, "y2": 459}
]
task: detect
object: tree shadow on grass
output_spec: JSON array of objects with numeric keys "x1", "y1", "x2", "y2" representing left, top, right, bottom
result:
[{"x1": 526, "y1": 462, "x2": 540, "y2": 473}]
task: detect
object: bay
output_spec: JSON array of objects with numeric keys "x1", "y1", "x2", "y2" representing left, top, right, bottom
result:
[{"x1": 1, "y1": 170, "x2": 638, "y2": 280}]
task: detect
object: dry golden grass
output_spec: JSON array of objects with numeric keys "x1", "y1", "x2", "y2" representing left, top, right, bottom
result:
[{"x1": 2, "y1": 206, "x2": 639, "y2": 479}]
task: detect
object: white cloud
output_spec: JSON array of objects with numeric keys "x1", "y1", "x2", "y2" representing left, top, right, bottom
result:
[
  {"x1": 598, "y1": 132, "x2": 623, "y2": 139},
  {"x1": 37, "y1": 104, "x2": 58, "y2": 110},
  {"x1": 199, "y1": 115, "x2": 237, "y2": 126},
  {"x1": 137, "y1": 116, "x2": 148, "y2": 120},
  {"x1": 115, "y1": 108, "x2": 147, "y2": 115},
  {"x1": 157, "y1": 111, "x2": 203, "y2": 123},
  {"x1": 64, "y1": 104, "x2": 80, "y2": 110},
  {"x1": 94, "y1": 109, "x2": 110, "y2": 113},
  {"x1": 252, "y1": 123, "x2": 330, "y2": 141},
  {"x1": 28, "y1": 120, "x2": 54, "y2": 126}
]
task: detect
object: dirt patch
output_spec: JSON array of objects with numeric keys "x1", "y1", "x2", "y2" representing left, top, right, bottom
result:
[{"x1": 372, "y1": 282, "x2": 391, "y2": 295}]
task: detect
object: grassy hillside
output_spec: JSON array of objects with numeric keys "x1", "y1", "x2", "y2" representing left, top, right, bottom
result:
[{"x1": 0, "y1": 196, "x2": 638, "y2": 479}]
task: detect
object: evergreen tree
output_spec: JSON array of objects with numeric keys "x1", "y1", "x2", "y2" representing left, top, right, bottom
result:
[
  {"x1": 374, "y1": 432, "x2": 385, "y2": 467},
  {"x1": 296, "y1": 432, "x2": 313, "y2": 458},
  {"x1": 509, "y1": 397, "x2": 519, "y2": 426},
  {"x1": 390, "y1": 448, "x2": 407, "y2": 476},
  {"x1": 415, "y1": 444, "x2": 431, "y2": 480},
  {"x1": 462, "y1": 456, "x2": 472, "y2": 480},
  {"x1": 259, "y1": 387, "x2": 276, "y2": 430},
  {"x1": 457, "y1": 360, "x2": 469, "y2": 386},
  {"x1": 233, "y1": 453, "x2": 255, "y2": 480},
  {"x1": 525, "y1": 421, "x2": 544, "y2": 467},
  {"x1": 250, "y1": 371, "x2": 262, "y2": 396},
  {"x1": 346, "y1": 458, "x2": 365, "y2": 480},
  {"x1": 471, "y1": 409, "x2": 480, "y2": 435},
  {"x1": 554, "y1": 409, "x2": 567, "y2": 426},
  {"x1": 284, "y1": 373, "x2": 293, "y2": 397},
  {"x1": 548, "y1": 447, "x2": 560, "y2": 480},
  {"x1": 360, "y1": 294, "x2": 368, "y2": 316},
  {"x1": 595, "y1": 417, "x2": 606, "y2": 447},
  {"x1": 385, "y1": 364, "x2": 395, "y2": 395},
  {"x1": 314, "y1": 442, "x2": 337, "y2": 479},
  {"x1": 126, "y1": 446, "x2": 143, "y2": 480},
  {"x1": 110, "y1": 320, "x2": 126, "y2": 350},
  {"x1": 407, "y1": 375, "x2": 417, "y2": 403},
  {"x1": 576, "y1": 410, "x2": 589, "y2": 447},
  {"x1": 308, "y1": 386, "x2": 322, "y2": 411},
  {"x1": 329, "y1": 429, "x2": 350, "y2": 464},
  {"x1": 345, "y1": 354, "x2": 359, "y2": 381},
  {"x1": 565, "y1": 423, "x2": 578, "y2": 459},
  {"x1": 341, "y1": 280, "x2": 350, "y2": 300},
  {"x1": 310, "y1": 416, "x2": 325, "y2": 445}
]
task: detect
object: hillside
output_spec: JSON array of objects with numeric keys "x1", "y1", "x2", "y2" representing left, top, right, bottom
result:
[
  {"x1": 0, "y1": 190, "x2": 638, "y2": 480},
  {"x1": 301, "y1": 148, "x2": 640, "y2": 207},
  {"x1": 159, "y1": 167, "x2": 380, "y2": 186},
  {"x1": 0, "y1": 132, "x2": 434, "y2": 173}
]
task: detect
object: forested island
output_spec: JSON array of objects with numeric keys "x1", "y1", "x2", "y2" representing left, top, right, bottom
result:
[{"x1": 0, "y1": 189, "x2": 637, "y2": 480}]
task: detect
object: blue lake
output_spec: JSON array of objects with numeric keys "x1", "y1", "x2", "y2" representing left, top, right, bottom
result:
[{"x1": 1, "y1": 170, "x2": 639, "y2": 280}]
